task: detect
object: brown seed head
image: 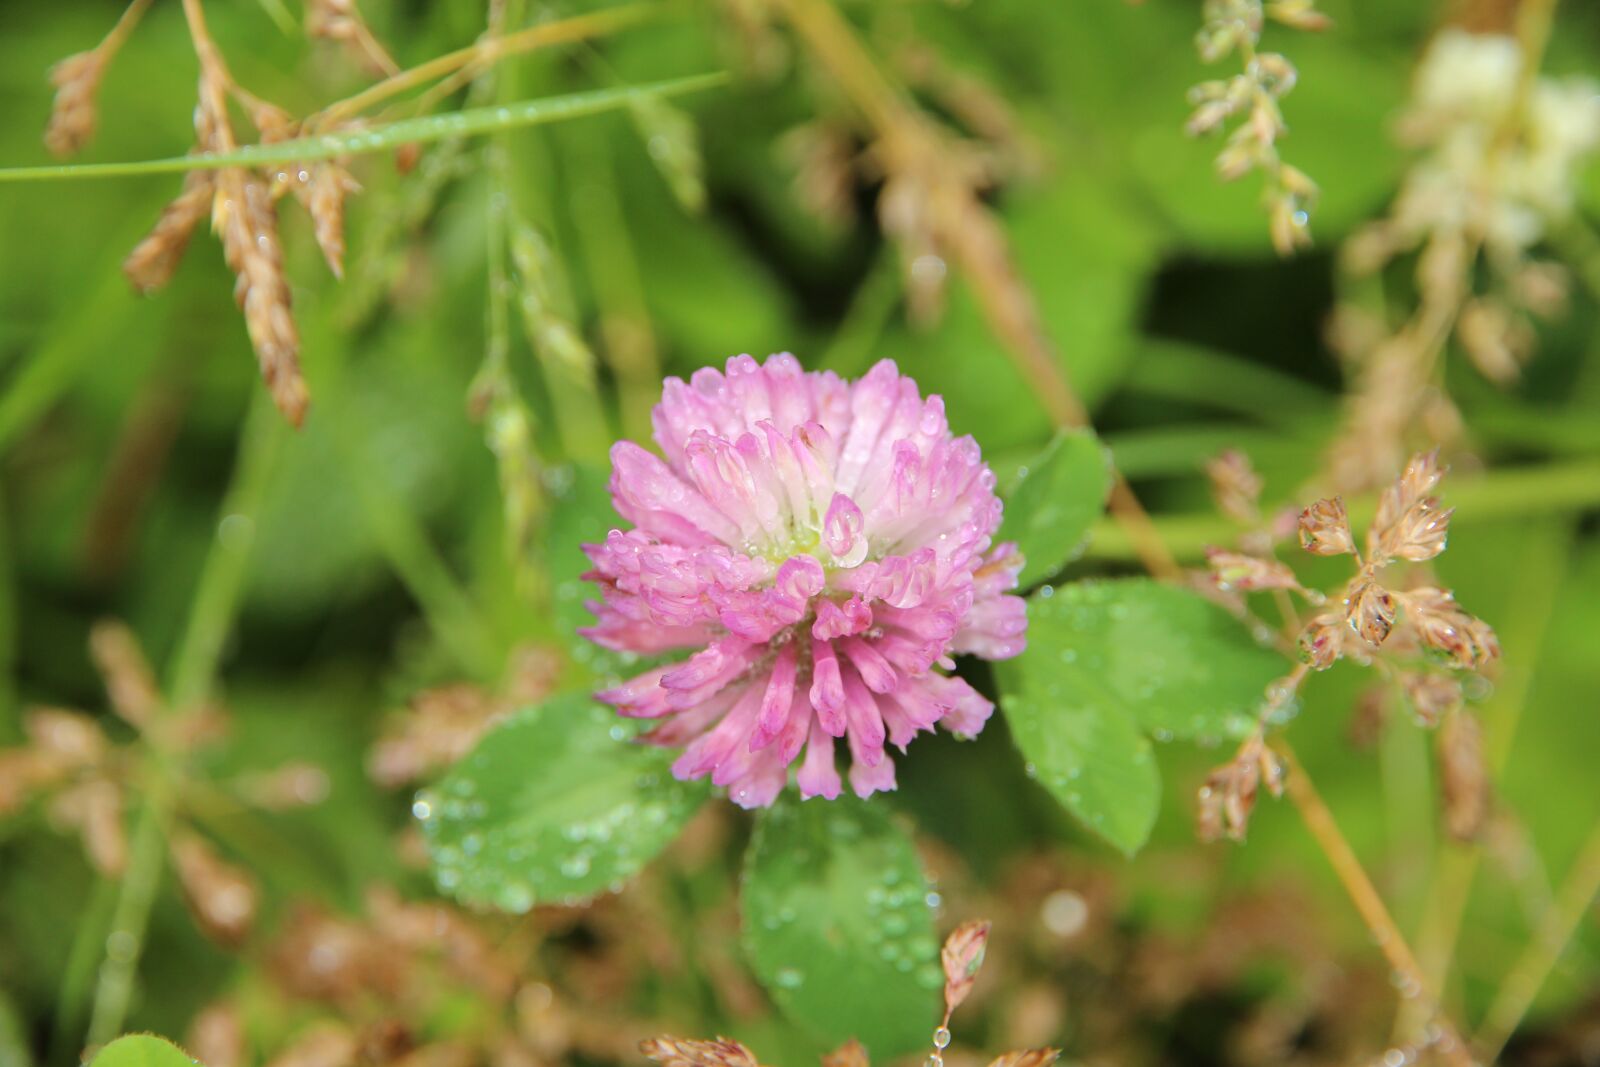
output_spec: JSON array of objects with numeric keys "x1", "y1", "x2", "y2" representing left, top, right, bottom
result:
[
  {"x1": 125, "y1": 171, "x2": 216, "y2": 294},
  {"x1": 213, "y1": 169, "x2": 309, "y2": 425},
  {"x1": 50, "y1": 779, "x2": 127, "y2": 876},
  {"x1": 1398, "y1": 587, "x2": 1500, "y2": 670},
  {"x1": 639, "y1": 1037, "x2": 762, "y2": 1067},
  {"x1": 89, "y1": 619, "x2": 161, "y2": 730},
  {"x1": 986, "y1": 1052, "x2": 1061, "y2": 1067},
  {"x1": 1347, "y1": 686, "x2": 1389, "y2": 750},
  {"x1": 1371, "y1": 450, "x2": 1444, "y2": 553},
  {"x1": 1437, "y1": 712, "x2": 1489, "y2": 842},
  {"x1": 1197, "y1": 741, "x2": 1264, "y2": 843},
  {"x1": 263, "y1": 1023, "x2": 358, "y2": 1067},
  {"x1": 1378, "y1": 502, "x2": 1453, "y2": 562},
  {"x1": 1296, "y1": 612, "x2": 1345, "y2": 670},
  {"x1": 44, "y1": 51, "x2": 105, "y2": 158},
  {"x1": 941, "y1": 919, "x2": 991, "y2": 1020},
  {"x1": 24, "y1": 707, "x2": 109, "y2": 768},
  {"x1": 1205, "y1": 449, "x2": 1263, "y2": 524},
  {"x1": 822, "y1": 1040, "x2": 869, "y2": 1067},
  {"x1": 1204, "y1": 548, "x2": 1300, "y2": 592},
  {"x1": 1399, "y1": 671, "x2": 1462, "y2": 727},
  {"x1": 1265, "y1": 0, "x2": 1331, "y2": 31},
  {"x1": 187, "y1": 1001, "x2": 247, "y2": 1067},
  {"x1": 1347, "y1": 581, "x2": 1397, "y2": 648},
  {"x1": 1511, "y1": 261, "x2": 1569, "y2": 318},
  {"x1": 1457, "y1": 299, "x2": 1526, "y2": 385},
  {"x1": 171, "y1": 831, "x2": 259, "y2": 947},
  {"x1": 233, "y1": 762, "x2": 331, "y2": 810},
  {"x1": 1297, "y1": 496, "x2": 1355, "y2": 556}
]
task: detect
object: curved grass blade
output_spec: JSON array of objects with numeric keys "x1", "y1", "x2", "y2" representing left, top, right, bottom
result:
[{"x1": 0, "y1": 73, "x2": 728, "y2": 183}]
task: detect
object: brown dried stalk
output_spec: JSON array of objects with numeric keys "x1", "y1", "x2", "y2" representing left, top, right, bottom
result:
[
  {"x1": 292, "y1": 163, "x2": 362, "y2": 279},
  {"x1": 773, "y1": 0, "x2": 1182, "y2": 582},
  {"x1": 306, "y1": 0, "x2": 401, "y2": 77},
  {"x1": 1275, "y1": 741, "x2": 1475, "y2": 1067}
]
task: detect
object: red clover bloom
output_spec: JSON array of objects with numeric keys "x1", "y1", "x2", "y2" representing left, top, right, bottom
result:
[{"x1": 582, "y1": 355, "x2": 1027, "y2": 807}]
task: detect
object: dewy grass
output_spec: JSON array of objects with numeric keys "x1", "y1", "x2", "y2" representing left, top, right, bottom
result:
[{"x1": 0, "y1": 75, "x2": 729, "y2": 183}]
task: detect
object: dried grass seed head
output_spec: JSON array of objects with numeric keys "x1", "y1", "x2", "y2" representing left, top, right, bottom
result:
[
  {"x1": 45, "y1": 50, "x2": 107, "y2": 158},
  {"x1": 125, "y1": 171, "x2": 216, "y2": 294},
  {"x1": 1297, "y1": 496, "x2": 1355, "y2": 556}
]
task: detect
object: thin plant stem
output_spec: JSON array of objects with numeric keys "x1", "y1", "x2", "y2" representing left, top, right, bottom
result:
[
  {"x1": 1405, "y1": 521, "x2": 1572, "y2": 1038},
  {"x1": 773, "y1": 0, "x2": 1182, "y2": 581},
  {"x1": 564, "y1": 126, "x2": 662, "y2": 442},
  {"x1": 310, "y1": 3, "x2": 661, "y2": 129},
  {"x1": 1275, "y1": 740, "x2": 1475, "y2": 1067},
  {"x1": 97, "y1": 0, "x2": 156, "y2": 61},
  {"x1": 168, "y1": 402, "x2": 287, "y2": 711},
  {"x1": 84, "y1": 795, "x2": 168, "y2": 1048},
  {"x1": 1476, "y1": 817, "x2": 1600, "y2": 1061},
  {"x1": 48, "y1": 878, "x2": 117, "y2": 1062},
  {"x1": 81, "y1": 395, "x2": 285, "y2": 1048},
  {"x1": 818, "y1": 245, "x2": 901, "y2": 378},
  {"x1": 0, "y1": 76, "x2": 728, "y2": 184}
]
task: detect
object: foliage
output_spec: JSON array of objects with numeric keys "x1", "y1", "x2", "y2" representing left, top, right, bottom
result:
[{"x1": 1, "y1": 1, "x2": 1599, "y2": 1067}]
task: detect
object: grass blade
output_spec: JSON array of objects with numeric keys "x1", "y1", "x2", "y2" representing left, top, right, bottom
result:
[{"x1": 0, "y1": 74, "x2": 728, "y2": 183}]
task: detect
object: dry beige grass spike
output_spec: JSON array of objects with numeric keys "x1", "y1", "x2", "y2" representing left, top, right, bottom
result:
[
  {"x1": 124, "y1": 171, "x2": 216, "y2": 293},
  {"x1": 44, "y1": 51, "x2": 106, "y2": 158},
  {"x1": 213, "y1": 169, "x2": 310, "y2": 426},
  {"x1": 183, "y1": 0, "x2": 311, "y2": 426},
  {"x1": 298, "y1": 163, "x2": 363, "y2": 279},
  {"x1": 43, "y1": 0, "x2": 154, "y2": 157}
]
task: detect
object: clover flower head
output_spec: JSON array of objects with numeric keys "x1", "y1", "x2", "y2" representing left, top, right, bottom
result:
[{"x1": 581, "y1": 355, "x2": 1027, "y2": 808}]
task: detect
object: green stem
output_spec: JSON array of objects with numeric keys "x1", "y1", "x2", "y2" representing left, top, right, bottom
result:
[
  {"x1": 0, "y1": 75, "x2": 728, "y2": 183},
  {"x1": 84, "y1": 799, "x2": 167, "y2": 1048},
  {"x1": 168, "y1": 399, "x2": 287, "y2": 710},
  {"x1": 1476, "y1": 817, "x2": 1600, "y2": 1061},
  {"x1": 80, "y1": 396, "x2": 284, "y2": 1048},
  {"x1": 48, "y1": 876, "x2": 116, "y2": 1062},
  {"x1": 329, "y1": 414, "x2": 503, "y2": 680},
  {"x1": 1402, "y1": 522, "x2": 1573, "y2": 1040},
  {"x1": 818, "y1": 246, "x2": 902, "y2": 378},
  {"x1": 1084, "y1": 458, "x2": 1600, "y2": 562},
  {"x1": 565, "y1": 129, "x2": 661, "y2": 442}
]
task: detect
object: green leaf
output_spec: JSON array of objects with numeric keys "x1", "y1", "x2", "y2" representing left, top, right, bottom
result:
[
  {"x1": 1002, "y1": 663, "x2": 1160, "y2": 857},
  {"x1": 742, "y1": 796, "x2": 942, "y2": 1059},
  {"x1": 417, "y1": 693, "x2": 709, "y2": 912},
  {"x1": 998, "y1": 579, "x2": 1289, "y2": 854},
  {"x1": 0, "y1": 75, "x2": 728, "y2": 183},
  {"x1": 87, "y1": 1036, "x2": 198, "y2": 1067},
  {"x1": 997, "y1": 429, "x2": 1113, "y2": 585}
]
